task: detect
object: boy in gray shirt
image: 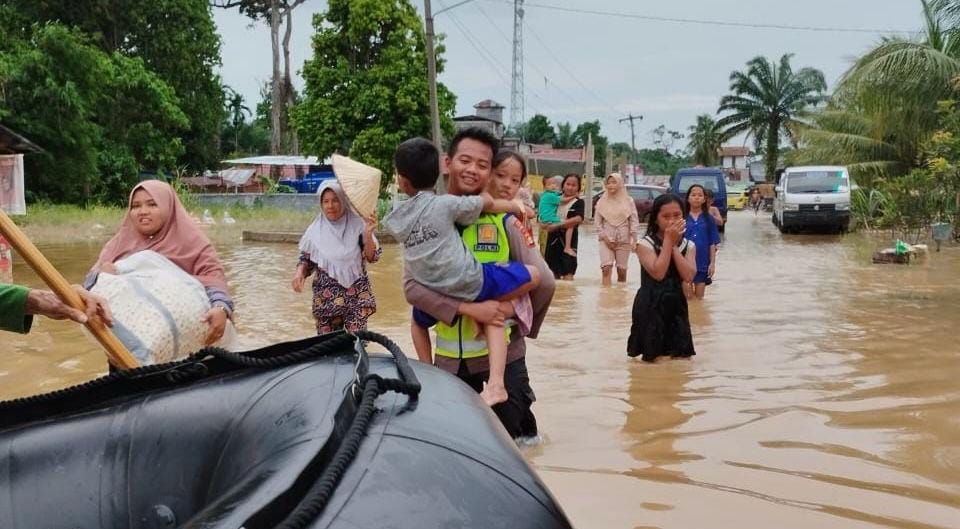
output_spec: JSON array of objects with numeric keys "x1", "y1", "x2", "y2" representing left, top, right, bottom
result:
[{"x1": 383, "y1": 138, "x2": 540, "y2": 406}]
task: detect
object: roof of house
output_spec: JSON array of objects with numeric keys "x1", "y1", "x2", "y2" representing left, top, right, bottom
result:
[
  {"x1": 0, "y1": 124, "x2": 43, "y2": 154},
  {"x1": 528, "y1": 147, "x2": 584, "y2": 162},
  {"x1": 222, "y1": 155, "x2": 327, "y2": 166},
  {"x1": 719, "y1": 146, "x2": 751, "y2": 157},
  {"x1": 474, "y1": 99, "x2": 504, "y2": 109},
  {"x1": 453, "y1": 114, "x2": 502, "y2": 124}
]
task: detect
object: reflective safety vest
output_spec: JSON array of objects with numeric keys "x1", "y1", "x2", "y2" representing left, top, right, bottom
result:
[{"x1": 435, "y1": 212, "x2": 513, "y2": 359}]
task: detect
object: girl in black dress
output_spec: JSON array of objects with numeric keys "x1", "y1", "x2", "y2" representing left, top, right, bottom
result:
[{"x1": 627, "y1": 194, "x2": 698, "y2": 362}]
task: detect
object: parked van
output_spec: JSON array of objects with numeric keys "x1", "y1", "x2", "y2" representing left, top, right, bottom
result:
[
  {"x1": 773, "y1": 166, "x2": 853, "y2": 233},
  {"x1": 671, "y1": 167, "x2": 727, "y2": 230}
]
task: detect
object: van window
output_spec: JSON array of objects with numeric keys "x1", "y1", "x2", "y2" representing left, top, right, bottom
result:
[
  {"x1": 677, "y1": 175, "x2": 718, "y2": 193},
  {"x1": 786, "y1": 171, "x2": 848, "y2": 193}
]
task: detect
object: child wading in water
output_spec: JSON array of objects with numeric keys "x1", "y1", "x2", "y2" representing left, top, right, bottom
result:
[
  {"x1": 627, "y1": 194, "x2": 697, "y2": 362},
  {"x1": 537, "y1": 176, "x2": 575, "y2": 257},
  {"x1": 683, "y1": 184, "x2": 721, "y2": 300},
  {"x1": 383, "y1": 138, "x2": 541, "y2": 406}
]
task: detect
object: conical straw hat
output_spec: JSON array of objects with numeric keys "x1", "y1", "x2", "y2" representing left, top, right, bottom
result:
[{"x1": 332, "y1": 154, "x2": 382, "y2": 218}]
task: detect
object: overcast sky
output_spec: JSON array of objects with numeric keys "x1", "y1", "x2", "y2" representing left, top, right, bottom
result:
[{"x1": 212, "y1": 0, "x2": 923, "y2": 150}]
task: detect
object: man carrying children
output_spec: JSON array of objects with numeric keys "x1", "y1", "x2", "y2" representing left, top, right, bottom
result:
[{"x1": 397, "y1": 128, "x2": 555, "y2": 439}]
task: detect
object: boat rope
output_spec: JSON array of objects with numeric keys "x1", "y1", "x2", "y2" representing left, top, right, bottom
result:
[{"x1": 0, "y1": 330, "x2": 419, "y2": 420}]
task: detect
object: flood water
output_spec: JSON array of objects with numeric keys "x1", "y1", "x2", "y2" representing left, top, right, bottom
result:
[{"x1": 3, "y1": 211, "x2": 959, "y2": 529}]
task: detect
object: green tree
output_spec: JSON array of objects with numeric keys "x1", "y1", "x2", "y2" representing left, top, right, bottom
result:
[
  {"x1": 293, "y1": 0, "x2": 456, "y2": 185},
  {"x1": 554, "y1": 122, "x2": 576, "y2": 148},
  {"x1": 9, "y1": 0, "x2": 226, "y2": 170},
  {"x1": 0, "y1": 21, "x2": 187, "y2": 202},
  {"x1": 522, "y1": 114, "x2": 555, "y2": 144},
  {"x1": 717, "y1": 54, "x2": 826, "y2": 180},
  {"x1": 211, "y1": 0, "x2": 308, "y2": 154},
  {"x1": 224, "y1": 87, "x2": 252, "y2": 153},
  {"x1": 796, "y1": 0, "x2": 960, "y2": 181},
  {"x1": 635, "y1": 149, "x2": 691, "y2": 177},
  {"x1": 687, "y1": 114, "x2": 725, "y2": 166},
  {"x1": 573, "y1": 120, "x2": 609, "y2": 175}
]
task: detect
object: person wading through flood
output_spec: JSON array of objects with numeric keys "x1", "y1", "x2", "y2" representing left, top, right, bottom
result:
[
  {"x1": 403, "y1": 127, "x2": 555, "y2": 440},
  {"x1": 595, "y1": 173, "x2": 640, "y2": 286},
  {"x1": 627, "y1": 193, "x2": 697, "y2": 362}
]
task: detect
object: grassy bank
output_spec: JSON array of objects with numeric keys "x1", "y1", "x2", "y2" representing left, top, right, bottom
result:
[{"x1": 11, "y1": 203, "x2": 318, "y2": 246}]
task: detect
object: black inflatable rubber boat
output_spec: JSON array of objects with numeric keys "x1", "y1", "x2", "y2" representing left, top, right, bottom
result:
[{"x1": 0, "y1": 331, "x2": 571, "y2": 529}]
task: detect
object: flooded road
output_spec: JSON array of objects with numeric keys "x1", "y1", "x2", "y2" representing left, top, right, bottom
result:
[{"x1": 3, "y1": 211, "x2": 959, "y2": 529}]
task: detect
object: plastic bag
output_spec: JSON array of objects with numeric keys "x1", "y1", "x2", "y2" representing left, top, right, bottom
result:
[{"x1": 89, "y1": 250, "x2": 231, "y2": 365}]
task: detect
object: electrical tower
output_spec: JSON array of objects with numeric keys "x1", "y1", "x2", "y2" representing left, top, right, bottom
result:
[{"x1": 510, "y1": 0, "x2": 525, "y2": 130}]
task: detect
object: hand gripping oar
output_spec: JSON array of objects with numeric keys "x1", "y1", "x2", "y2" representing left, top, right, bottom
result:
[{"x1": 0, "y1": 209, "x2": 139, "y2": 369}]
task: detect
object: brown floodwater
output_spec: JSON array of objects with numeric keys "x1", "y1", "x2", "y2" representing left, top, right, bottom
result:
[{"x1": 2, "y1": 212, "x2": 959, "y2": 529}]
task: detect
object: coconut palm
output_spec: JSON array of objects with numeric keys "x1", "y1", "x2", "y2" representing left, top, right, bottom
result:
[
  {"x1": 717, "y1": 54, "x2": 827, "y2": 180},
  {"x1": 799, "y1": 0, "x2": 960, "y2": 180},
  {"x1": 789, "y1": 109, "x2": 907, "y2": 187},
  {"x1": 687, "y1": 114, "x2": 725, "y2": 166}
]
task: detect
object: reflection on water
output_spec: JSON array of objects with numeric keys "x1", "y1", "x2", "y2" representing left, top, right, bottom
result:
[{"x1": 2, "y1": 213, "x2": 959, "y2": 528}]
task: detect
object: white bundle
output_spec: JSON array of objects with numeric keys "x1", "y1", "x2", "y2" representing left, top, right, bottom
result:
[{"x1": 90, "y1": 250, "x2": 219, "y2": 365}]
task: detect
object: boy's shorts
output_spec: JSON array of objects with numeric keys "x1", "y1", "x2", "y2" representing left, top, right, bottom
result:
[
  {"x1": 693, "y1": 270, "x2": 713, "y2": 285},
  {"x1": 412, "y1": 261, "x2": 531, "y2": 328}
]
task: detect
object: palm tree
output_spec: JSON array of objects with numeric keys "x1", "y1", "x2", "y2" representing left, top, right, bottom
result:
[
  {"x1": 789, "y1": 109, "x2": 907, "y2": 187},
  {"x1": 687, "y1": 114, "x2": 725, "y2": 166},
  {"x1": 224, "y1": 88, "x2": 251, "y2": 153},
  {"x1": 717, "y1": 54, "x2": 827, "y2": 180},
  {"x1": 799, "y1": 0, "x2": 960, "y2": 180}
]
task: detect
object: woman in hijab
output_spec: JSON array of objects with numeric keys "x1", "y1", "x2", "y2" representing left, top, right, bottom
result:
[
  {"x1": 595, "y1": 173, "x2": 641, "y2": 285},
  {"x1": 87, "y1": 180, "x2": 233, "y2": 346},
  {"x1": 291, "y1": 180, "x2": 380, "y2": 334}
]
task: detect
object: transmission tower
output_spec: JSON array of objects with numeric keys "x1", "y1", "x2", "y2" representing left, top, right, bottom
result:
[{"x1": 510, "y1": 0, "x2": 525, "y2": 130}]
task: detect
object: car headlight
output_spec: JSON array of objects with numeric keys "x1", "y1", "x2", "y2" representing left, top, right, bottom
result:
[
  {"x1": 836, "y1": 202, "x2": 850, "y2": 211},
  {"x1": 783, "y1": 203, "x2": 799, "y2": 211}
]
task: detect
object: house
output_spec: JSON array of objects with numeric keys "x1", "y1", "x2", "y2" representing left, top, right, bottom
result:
[
  {"x1": 0, "y1": 124, "x2": 41, "y2": 216},
  {"x1": 453, "y1": 99, "x2": 506, "y2": 139},
  {"x1": 718, "y1": 146, "x2": 752, "y2": 181}
]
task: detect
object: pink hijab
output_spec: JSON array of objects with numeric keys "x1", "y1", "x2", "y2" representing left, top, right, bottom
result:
[{"x1": 94, "y1": 180, "x2": 229, "y2": 291}]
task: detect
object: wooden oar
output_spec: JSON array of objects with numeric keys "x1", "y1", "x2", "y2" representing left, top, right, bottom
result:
[{"x1": 0, "y1": 209, "x2": 139, "y2": 369}]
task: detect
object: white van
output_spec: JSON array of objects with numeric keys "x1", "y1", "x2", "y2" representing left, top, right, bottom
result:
[{"x1": 773, "y1": 166, "x2": 853, "y2": 233}]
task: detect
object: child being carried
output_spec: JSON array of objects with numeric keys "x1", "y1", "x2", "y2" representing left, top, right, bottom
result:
[
  {"x1": 383, "y1": 138, "x2": 540, "y2": 407},
  {"x1": 537, "y1": 176, "x2": 576, "y2": 256}
]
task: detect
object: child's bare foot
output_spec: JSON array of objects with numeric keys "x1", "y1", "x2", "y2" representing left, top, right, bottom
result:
[
  {"x1": 480, "y1": 382, "x2": 509, "y2": 406},
  {"x1": 563, "y1": 247, "x2": 577, "y2": 257}
]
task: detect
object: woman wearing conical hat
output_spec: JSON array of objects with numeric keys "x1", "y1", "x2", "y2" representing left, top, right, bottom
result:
[{"x1": 291, "y1": 180, "x2": 381, "y2": 334}]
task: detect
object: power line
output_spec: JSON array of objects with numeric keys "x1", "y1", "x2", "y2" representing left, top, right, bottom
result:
[
  {"x1": 526, "y1": 22, "x2": 623, "y2": 118},
  {"x1": 440, "y1": 5, "x2": 548, "y2": 116},
  {"x1": 481, "y1": 0, "x2": 916, "y2": 34}
]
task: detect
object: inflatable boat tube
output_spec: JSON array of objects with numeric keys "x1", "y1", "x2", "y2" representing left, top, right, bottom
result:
[{"x1": 0, "y1": 331, "x2": 571, "y2": 529}]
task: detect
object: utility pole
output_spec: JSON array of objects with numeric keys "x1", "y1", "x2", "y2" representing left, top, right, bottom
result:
[
  {"x1": 584, "y1": 133, "x2": 595, "y2": 220},
  {"x1": 619, "y1": 113, "x2": 642, "y2": 182},
  {"x1": 424, "y1": 0, "x2": 445, "y2": 194}
]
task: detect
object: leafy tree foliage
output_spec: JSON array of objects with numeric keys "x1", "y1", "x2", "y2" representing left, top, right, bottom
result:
[
  {"x1": 797, "y1": 0, "x2": 960, "y2": 181},
  {"x1": 687, "y1": 114, "x2": 725, "y2": 166},
  {"x1": 293, "y1": 0, "x2": 456, "y2": 186},
  {"x1": 718, "y1": 54, "x2": 826, "y2": 180},
  {"x1": 7, "y1": 0, "x2": 226, "y2": 169},
  {"x1": 0, "y1": 20, "x2": 187, "y2": 203},
  {"x1": 522, "y1": 114, "x2": 556, "y2": 144},
  {"x1": 554, "y1": 122, "x2": 576, "y2": 148}
]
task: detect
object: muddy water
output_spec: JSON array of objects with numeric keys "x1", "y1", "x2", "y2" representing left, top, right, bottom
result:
[{"x1": 3, "y1": 212, "x2": 959, "y2": 529}]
